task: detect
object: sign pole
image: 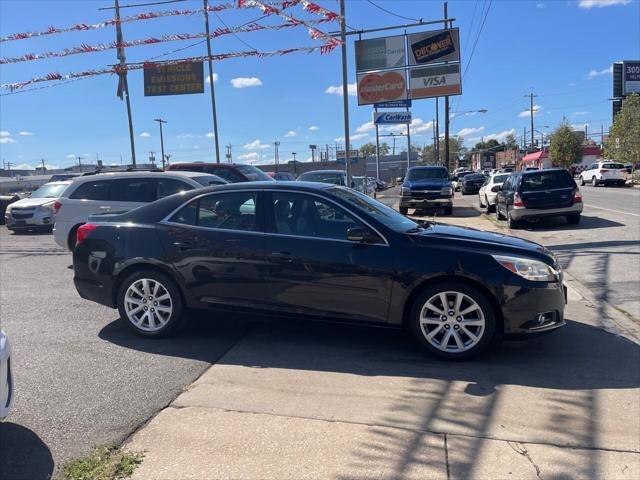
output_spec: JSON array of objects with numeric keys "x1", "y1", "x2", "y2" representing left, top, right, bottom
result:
[
  {"x1": 444, "y1": 2, "x2": 451, "y2": 172},
  {"x1": 203, "y1": 0, "x2": 221, "y2": 164},
  {"x1": 406, "y1": 105, "x2": 412, "y2": 173},
  {"x1": 114, "y1": 0, "x2": 136, "y2": 167},
  {"x1": 339, "y1": 0, "x2": 352, "y2": 187},
  {"x1": 375, "y1": 107, "x2": 381, "y2": 181}
]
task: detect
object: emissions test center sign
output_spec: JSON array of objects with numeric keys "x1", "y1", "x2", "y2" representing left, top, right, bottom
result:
[{"x1": 144, "y1": 61, "x2": 204, "y2": 96}]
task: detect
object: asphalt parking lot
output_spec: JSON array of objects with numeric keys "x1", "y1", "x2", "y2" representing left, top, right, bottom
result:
[{"x1": 1, "y1": 210, "x2": 639, "y2": 479}]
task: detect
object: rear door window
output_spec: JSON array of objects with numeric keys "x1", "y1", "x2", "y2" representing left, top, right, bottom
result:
[
  {"x1": 169, "y1": 191, "x2": 258, "y2": 232},
  {"x1": 69, "y1": 180, "x2": 111, "y2": 200},
  {"x1": 158, "y1": 178, "x2": 194, "y2": 198},
  {"x1": 109, "y1": 178, "x2": 157, "y2": 203},
  {"x1": 522, "y1": 171, "x2": 575, "y2": 191},
  {"x1": 207, "y1": 167, "x2": 245, "y2": 183}
]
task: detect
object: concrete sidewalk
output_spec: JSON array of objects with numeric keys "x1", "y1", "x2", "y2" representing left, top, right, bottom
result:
[{"x1": 124, "y1": 207, "x2": 640, "y2": 480}]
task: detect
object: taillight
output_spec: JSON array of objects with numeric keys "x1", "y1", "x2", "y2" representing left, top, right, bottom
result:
[
  {"x1": 513, "y1": 193, "x2": 525, "y2": 208},
  {"x1": 573, "y1": 188, "x2": 582, "y2": 203},
  {"x1": 76, "y1": 223, "x2": 98, "y2": 244},
  {"x1": 53, "y1": 201, "x2": 62, "y2": 215},
  {"x1": 599, "y1": 169, "x2": 609, "y2": 173}
]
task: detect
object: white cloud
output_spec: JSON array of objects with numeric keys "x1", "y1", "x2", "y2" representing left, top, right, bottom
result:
[
  {"x1": 12, "y1": 163, "x2": 35, "y2": 170},
  {"x1": 587, "y1": 66, "x2": 613, "y2": 79},
  {"x1": 0, "y1": 131, "x2": 16, "y2": 143},
  {"x1": 350, "y1": 133, "x2": 369, "y2": 141},
  {"x1": 325, "y1": 83, "x2": 357, "y2": 96},
  {"x1": 244, "y1": 139, "x2": 270, "y2": 150},
  {"x1": 457, "y1": 126, "x2": 485, "y2": 137},
  {"x1": 65, "y1": 154, "x2": 76, "y2": 159},
  {"x1": 0, "y1": 131, "x2": 9, "y2": 137},
  {"x1": 205, "y1": 72, "x2": 218, "y2": 83},
  {"x1": 571, "y1": 123, "x2": 589, "y2": 130},
  {"x1": 579, "y1": 0, "x2": 631, "y2": 8},
  {"x1": 572, "y1": 111, "x2": 590, "y2": 116},
  {"x1": 230, "y1": 77, "x2": 262, "y2": 88},
  {"x1": 284, "y1": 130, "x2": 297, "y2": 138},
  {"x1": 356, "y1": 121, "x2": 375, "y2": 133},
  {"x1": 238, "y1": 152, "x2": 259, "y2": 161},
  {"x1": 140, "y1": 132, "x2": 151, "y2": 137},
  {"x1": 484, "y1": 129, "x2": 517, "y2": 142},
  {"x1": 309, "y1": 125, "x2": 320, "y2": 131},
  {"x1": 518, "y1": 105, "x2": 541, "y2": 118},
  {"x1": 206, "y1": 132, "x2": 215, "y2": 138},
  {"x1": 18, "y1": 131, "x2": 34, "y2": 136}
]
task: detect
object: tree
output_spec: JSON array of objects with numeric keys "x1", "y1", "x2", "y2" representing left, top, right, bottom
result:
[
  {"x1": 604, "y1": 93, "x2": 640, "y2": 165},
  {"x1": 359, "y1": 142, "x2": 390, "y2": 157},
  {"x1": 549, "y1": 117, "x2": 583, "y2": 168},
  {"x1": 504, "y1": 133, "x2": 518, "y2": 149}
]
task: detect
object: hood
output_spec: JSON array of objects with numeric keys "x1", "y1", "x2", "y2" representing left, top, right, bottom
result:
[
  {"x1": 410, "y1": 223, "x2": 554, "y2": 264},
  {"x1": 404, "y1": 178, "x2": 450, "y2": 189},
  {"x1": 7, "y1": 197, "x2": 55, "y2": 209}
]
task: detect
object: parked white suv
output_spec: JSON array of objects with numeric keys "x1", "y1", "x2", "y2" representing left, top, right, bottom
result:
[
  {"x1": 5, "y1": 180, "x2": 72, "y2": 232},
  {"x1": 53, "y1": 170, "x2": 227, "y2": 251},
  {"x1": 0, "y1": 329, "x2": 13, "y2": 421},
  {"x1": 478, "y1": 172, "x2": 510, "y2": 213},
  {"x1": 579, "y1": 161, "x2": 627, "y2": 187}
]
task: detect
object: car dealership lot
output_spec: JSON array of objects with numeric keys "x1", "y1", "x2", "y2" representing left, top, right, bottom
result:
[{"x1": 0, "y1": 215, "x2": 639, "y2": 479}]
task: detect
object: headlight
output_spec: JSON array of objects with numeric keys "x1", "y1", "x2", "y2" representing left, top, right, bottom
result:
[
  {"x1": 401, "y1": 186, "x2": 409, "y2": 195},
  {"x1": 441, "y1": 187, "x2": 453, "y2": 196},
  {"x1": 492, "y1": 255, "x2": 559, "y2": 282},
  {"x1": 40, "y1": 201, "x2": 55, "y2": 209}
]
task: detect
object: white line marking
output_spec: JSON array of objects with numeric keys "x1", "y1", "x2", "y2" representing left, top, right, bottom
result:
[{"x1": 585, "y1": 204, "x2": 640, "y2": 217}]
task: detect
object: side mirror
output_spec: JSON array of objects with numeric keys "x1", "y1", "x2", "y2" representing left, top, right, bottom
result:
[{"x1": 347, "y1": 226, "x2": 380, "y2": 244}]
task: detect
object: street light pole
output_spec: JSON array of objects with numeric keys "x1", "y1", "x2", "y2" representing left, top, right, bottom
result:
[
  {"x1": 154, "y1": 118, "x2": 167, "y2": 170},
  {"x1": 203, "y1": 0, "x2": 221, "y2": 164}
]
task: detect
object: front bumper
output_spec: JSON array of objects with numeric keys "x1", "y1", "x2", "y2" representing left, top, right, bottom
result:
[
  {"x1": 400, "y1": 195, "x2": 453, "y2": 209},
  {"x1": 509, "y1": 202, "x2": 583, "y2": 221},
  {"x1": 5, "y1": 208, "x2": 54, "y2": 230}
]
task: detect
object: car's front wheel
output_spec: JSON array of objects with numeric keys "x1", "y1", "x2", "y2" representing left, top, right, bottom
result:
[
  {"x1": 592, "y1": 176, "x2": 598, "y2": 187},
  {"x1": 580, "y1": 176, "x2": 586, "y2": 186},
  {"x1": 409, "y1": 282, "x2": 497, "y2": 360},
  {"x1": 484, "y1": 196, "x2": 493, "y2": 214},
  {"x1": 117, "y1": 270, "x2": 185, "y2": 337}
]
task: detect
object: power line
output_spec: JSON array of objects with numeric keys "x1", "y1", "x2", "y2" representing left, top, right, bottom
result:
[
  {"x1": 365, "y1": 0, "x2": 421, "y2": 22},
  {"x1": 98, "y1": 0, "x2": 187, "y2": 10},
  {"x1": 462, "y1": 0, "x2": 492, "y2": 80},
  {"x1": 214, "y1": 11, "x2": 258, "y2": 51}
]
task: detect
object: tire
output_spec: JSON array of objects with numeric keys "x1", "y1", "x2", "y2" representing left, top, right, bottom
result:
[
  {"x1": 408, "y1": 281, "x2": 497, "y2": 360},
  {"x1": 496, "y1": 203, "x2": 505, "y2": 220},
  {"x1": 580, "y1": 176, "x2": 585, "y2": 186},
  {"x1": 478, "y1": 195, "x2": 484, "y2": 209},
  {"x1": 484, "y1": 196, "x2": 493, "y2": 214},
  {"x1": 507, "y1": 208, "x2": 520, "y2": 229},
  {"x1": 567, "y1": 213, "x2": 581, "y2": 225},
  {"x1": 399, "y1": 206, "x2": 408, "y2": 215},
  {"x1": 444, "y1": 206, "x2": 453, "y2": 215},
  {"x1": 591, "y1": 176, "x2": 598, "y2": 187},
  {"x1": 68, "y1": 224, "x2": 82, "y2": 252},
  {"x1": 117, "y1": 270, "x2": 185, "y2": 338}
]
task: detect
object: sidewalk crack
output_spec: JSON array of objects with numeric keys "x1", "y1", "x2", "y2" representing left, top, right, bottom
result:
[
  {"x1": 508, "y1": 441, "x2": 543, "y2": 480},
  {"x1": 443, "y1": 433, "x2": 451, "y2": 480}
]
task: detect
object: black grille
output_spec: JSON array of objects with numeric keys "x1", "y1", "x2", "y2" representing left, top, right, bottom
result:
[{"x1": 11, "y1": 210, "x2": 34, "y2": 219}]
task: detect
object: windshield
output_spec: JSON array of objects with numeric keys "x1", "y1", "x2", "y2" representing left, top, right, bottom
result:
[
  {"x1": 299, "y1": 172, "x2": 345, "y2": 185},
  {"x1": 465, "y1": 174, "x2": 485, "y2": 181},
  {"x1": 522, "y1": 171, "x2": 575, "y2": 191},
  {"x1": 234, "y1": 164, "x2": 274, "y2": 181},
  {"x1": 493, "y1": 174, "x2": 509, "y2": 183},
  {"x1": 193, "y1": 175, "x2": 226, "y2": 186},
  {"x1": 30, "y1": 183, "x2": 69, "y2": 198},
  {"x1": 328, "y1": 187, "x2": 418, "y2": 233},
  {"x1": 602, "y1": 163, "x2": 625, "y2": 169},
  {"x1": 407, "y1": 168, "x2": 449, "y2": 181}
]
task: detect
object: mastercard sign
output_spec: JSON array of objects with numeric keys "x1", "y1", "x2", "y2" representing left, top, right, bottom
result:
[{"x1": 356, "y1": 69, "x2": 408, "y2": 106}]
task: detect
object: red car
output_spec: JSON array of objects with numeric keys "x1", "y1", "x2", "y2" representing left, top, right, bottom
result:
[
  {"x1": 168, "y1": 163, "x2": 274, "y2": 183},
  {"x1": 267, "y1": 171, "x2": 296, "y2": 181}
]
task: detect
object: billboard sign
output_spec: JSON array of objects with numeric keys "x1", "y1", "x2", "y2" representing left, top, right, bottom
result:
[
  {"x1": 374, "y1": 99, "x2": 412, "y2": 108},
  {"x1": 623, "y1": 60, "x2": 640, "y2": 95},
  {"x1": 408, "y1": 28, "x2": 460, "y2": 66},
  {"x1": 409, "y1": 63, "x2": 462, "y2": 99},
  {"x1": 356, "y1": 69, "x2": 407, "y2": 106},
  {"x1": 143, "y1": 61, "x2": 204, "y2": 96},
  {"x1": 337, "y1": 150, "x2": 359, "y2": 164},
  {"x1": 373, "y1": 111, "x2": 412, "y2": 125},
  {"x1": 355, "y1": 35, "x2": 406, "y2": 72}
]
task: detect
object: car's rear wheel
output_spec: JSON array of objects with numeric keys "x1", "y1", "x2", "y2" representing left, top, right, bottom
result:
[
  {"x1": 68, "y1": 224, "x2": 82, "y2": 251},
  {"x1": 399, "y1": 206, "x2": 408, "y2": 215},
  {"x1": 507, "y1": 208, "x2": 521, "y2": 229},
  {"x1": 591, "y1": 176, "x2": 598, "y2": 187},
  {"x1": 478, "y1": 195, "x2": 484, "y2": 209},
  {"x1": 580, "y1": 176, "x2": 586, "y2": 186},
  {"x1": 117, "y1": 270, "x2": 185, "y2": 338},
  {"x1": 485, "y1": 196, "x2": 493, "y2": 214},
  {"x1": 409, "y1": 282, "x2": 497, "y2": 360},
  {"x1": 567, "y1": 213, "x2": 581, "y2": 225},
  {"x1": 496, "y1": 203, "x2": 505, "y2": 220},
  {"x1": 444, "y1": 206, "x2": 453, "y2": 215}
]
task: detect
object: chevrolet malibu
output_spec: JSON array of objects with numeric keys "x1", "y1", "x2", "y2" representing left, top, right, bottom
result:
[{"x1": 72, "y1": 182, "x2": 566, "y2": 359}]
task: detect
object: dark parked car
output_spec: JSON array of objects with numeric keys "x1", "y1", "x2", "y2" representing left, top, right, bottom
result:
[
  {"x1": 399, "y1": 166, "x2": 453, "y2": 215},
  {"x1": 495, "y1": 169, "x2": 583, "y2": 229},
  {"x1": 72, "y1": 182, "x2": 566, "y2": 360},
  {"x1": 297, "y1": 169, "x2": 349, "y2": 186},
  {"x1": 460, "y1": 173, "x2": 486, "y2": 195},
  {"x1": 267, "y1": 171, "x2": 296, "y2": 181},
  {"x1": 168, "y1": 163, "x2": 274, "y2": 183}
]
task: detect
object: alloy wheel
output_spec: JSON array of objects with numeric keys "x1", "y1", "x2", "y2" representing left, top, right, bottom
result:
[
  {"x1": 124, "y1": 278, "x2": 173, "y2": 332},
  {"x1": 419, "y1": 291, "x2": 485, "y2": 353}
]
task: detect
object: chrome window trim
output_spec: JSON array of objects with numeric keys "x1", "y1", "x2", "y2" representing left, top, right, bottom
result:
[
  {"x1": 159, "y1": 187, "x2": 390, "y2": 246},
  {"x1": 160, "y1": 221, "x2": 265, "y2": 236}
]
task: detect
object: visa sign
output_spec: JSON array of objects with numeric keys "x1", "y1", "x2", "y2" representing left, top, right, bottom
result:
[{"x1": 373, "y1": 111, "x2": 412, "y2": 125}]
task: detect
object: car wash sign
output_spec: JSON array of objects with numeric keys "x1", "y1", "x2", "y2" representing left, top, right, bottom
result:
[
  {"x1": 144, "y1": 61, "x2": 204, "y2": 96},
  {"x1": 373, "y1": 111, "x2": 412, "y2": 125}
]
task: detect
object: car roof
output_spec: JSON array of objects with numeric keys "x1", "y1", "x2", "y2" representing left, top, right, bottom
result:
[
  {"x1": 170, "y1": 163, "x2": 249, "y2": 168},
  {"x1": 41, "y1": 180, "x2": 73, "y2": 186},
  {"x1": 409, "y1": 166, "x2": 447, "y2": 169},
  {"x1": 71, "y1": 170, "x2": 217, "y2": 182},
  {"x1": 519, "y1": 168, "x2": 569, "y2": 176},
  {"x1": 299, "y1": 169, "x2": 345, "y2": 175}
]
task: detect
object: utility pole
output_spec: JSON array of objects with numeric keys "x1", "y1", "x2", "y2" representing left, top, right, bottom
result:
[
  {"x1": 374, "y1": 106, "x2": 381, "y2": 179},
  {"x1": 433, "y1": 119, "x2": 437, "y2": 164},
  {"x1": 339, "y1": 0, "x2": 352, "y2": 186},
  {"x1": 392, "y1": 136, "x2": 396, "y2": 156},
  {"x1": 601, "y1": 124, "x2": 604, "y2": 147},
  {"x1": 5, "y1": 161, "x2": 14, "y2": 176},
  {"x1": 526, "y1": 93, "x2": 537, "y2": 150},
  {"x1": 326, "y1": 144, "x2": 329, "y2": 163},
  {"x1": 203, "y1": 0, "x2": 221, "y2": 163},
  {"x1": 523, "y1": 126, "x2": 526, "y2": 149},
  {"x1": 41, "y1": 159, "x2": 46, "y2": 173},
  {"x1": 443, "y1": 1, "x2": 451, "y2": 172},
  {"x1": 154, "y1": 118, "x2": 167, "y2": 170},
  {"x1": 112, "y1": 0, "x2": 136, "y2": 166},
  {"x1": 226, "y1": 144, "x2": 232, "y2": 163},
  {"x1": 273, "y1": 141, "x2": 280, "y2": 172},
  {"x1": 435, "y1": 99, "x2": 440, "y2": 164},
  {"x1": 165, "y1": 154, "x2": 172, "y2": 167},
  {"x1": 149, "y1": 151, "x2": 156, "y2": 165},
  {"x1": 77, "y1": 156, "x2": 83, "y2": 173},
  {"x1": 292, "y1": 152, "x2": 297, "y2": 162}
]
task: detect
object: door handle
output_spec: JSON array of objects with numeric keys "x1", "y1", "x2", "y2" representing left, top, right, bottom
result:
[
  {"x1": 173, "y1": 241, "x2": 200, "y2": 251},
  {"x1": 271, "y1": 251, "x2": 293, "y2": 262},
  {"x1": 99, "y1": 206, "x2": 111, "y2": 210}
]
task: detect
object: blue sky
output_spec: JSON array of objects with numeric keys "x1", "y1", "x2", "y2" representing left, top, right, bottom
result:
[{"x1": 1, "y1": 0, "x2": 639, "y2": 169}]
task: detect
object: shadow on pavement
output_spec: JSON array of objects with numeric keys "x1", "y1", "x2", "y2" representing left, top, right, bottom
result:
[
  {"x1": 0, "y1": 423, "x2": 54, "y2": 480},
  {"x1": 515, "y1": 214, "x2": 626, "y2": 231},
  {"x1": 548, "y1": 239, "x2": 640, "y2": 252}
]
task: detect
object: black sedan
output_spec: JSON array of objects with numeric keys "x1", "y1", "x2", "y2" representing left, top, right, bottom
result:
[
  {"x1": 72, "y1": 182, "x2": 566, "y2": 359},
  {"x1": 460, "y1": 173, "x2": 487, "y2": 195}
]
